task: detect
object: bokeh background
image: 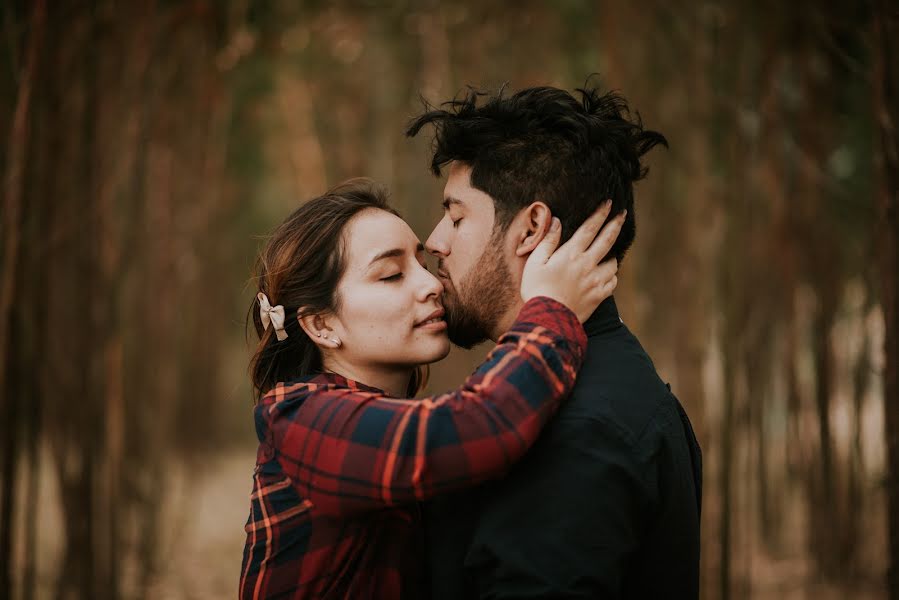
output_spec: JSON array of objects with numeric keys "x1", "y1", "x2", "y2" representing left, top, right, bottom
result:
[{"x1": 1, "y1": 1, "x2": 897, "y2": 599}]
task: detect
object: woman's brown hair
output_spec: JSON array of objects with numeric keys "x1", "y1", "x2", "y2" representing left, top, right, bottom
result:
[{"x1": 248, "y1": 178, "x2": 427, "y2": 401}]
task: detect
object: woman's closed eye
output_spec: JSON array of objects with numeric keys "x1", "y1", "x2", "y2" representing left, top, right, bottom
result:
[{"x1": 381, "y1": 272, "x2": 403, "y2": 282}]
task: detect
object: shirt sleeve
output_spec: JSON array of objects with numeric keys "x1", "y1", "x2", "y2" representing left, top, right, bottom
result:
[
  {"x1": 260, "y1": 296, "x2": 587, "y2": 517},
  {"x1": 462, "y1": 415, "x2": 658, "y2": 600}
]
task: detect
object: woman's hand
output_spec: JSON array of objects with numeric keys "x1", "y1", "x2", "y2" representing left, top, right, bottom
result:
[{"x1": 521, "y1": 200, "x2": 624, "y2": 323}]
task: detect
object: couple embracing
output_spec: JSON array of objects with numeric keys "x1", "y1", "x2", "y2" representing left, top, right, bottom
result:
[{"x1": 239, "y1": 82, "x2": 702, "y2": 600}]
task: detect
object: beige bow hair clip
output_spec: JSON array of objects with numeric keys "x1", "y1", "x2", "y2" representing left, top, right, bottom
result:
[{"x1": 257, "y1": 292, "x2": 288, "y2": 341}]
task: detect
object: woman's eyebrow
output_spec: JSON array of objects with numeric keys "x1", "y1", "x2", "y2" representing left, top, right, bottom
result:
[{"x1": 369, "y1": 243, "x2": 425, "y2": 266}]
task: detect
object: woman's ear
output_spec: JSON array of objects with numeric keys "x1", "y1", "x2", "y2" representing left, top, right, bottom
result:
[
  {"x1": 298, "y1": 312, "x2": 342, "y2": 349},
  {"x1": 515, "y1": 201, "x2": 553, "y2": 257}
]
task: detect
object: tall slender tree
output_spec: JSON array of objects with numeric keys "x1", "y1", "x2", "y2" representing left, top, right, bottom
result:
[{"x1": 873, "y1": 1, "x2": 898, "y2": 596}]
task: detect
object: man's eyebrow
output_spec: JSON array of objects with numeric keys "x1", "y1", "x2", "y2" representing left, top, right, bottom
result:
[
  {"x1": 441, "y1": 196, "x2": 464, "y2": 210},
  {"x1": 369, "y1": 243, "x2": 425, "y2": 266}
]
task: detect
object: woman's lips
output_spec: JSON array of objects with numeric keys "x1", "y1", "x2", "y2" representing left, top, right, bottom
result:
[
  {"x1": 415, "y1": 318, "x2": 447, "y2": 332},
  {"x1": 415, "y1": 308, "x2": 447, "y2": 331}
]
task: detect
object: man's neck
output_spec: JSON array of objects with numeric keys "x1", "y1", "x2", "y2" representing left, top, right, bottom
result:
[
  {"x1": 489, "y1": 254, "x2": 526, "y2": 341},
  {"x1": 321, "y1": 355, "x2": 412, "y2": 398},
  {"x1": 489, "y1": 297, "x2": 526, "y2": 342}
]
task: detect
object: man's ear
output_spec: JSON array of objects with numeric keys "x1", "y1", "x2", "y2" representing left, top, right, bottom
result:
[
  {"x1": 515, "y1": 202, "x2": 553, "y2": 257},
  {"x1": 298, "y1": 311, "x2": 342, "y2": 350}
]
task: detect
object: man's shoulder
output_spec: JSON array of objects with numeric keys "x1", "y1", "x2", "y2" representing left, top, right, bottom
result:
[{"x1": 555, "y1": 326, "x2": 680, "y2": 448}]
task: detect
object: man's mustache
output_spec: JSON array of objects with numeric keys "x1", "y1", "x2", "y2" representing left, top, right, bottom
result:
[
  {"x1": 436, "y1": 260, "x2": 451, "y2": 280},
  {"x1": 435, "y1": 261, "x2": 458, "y2": 294}
]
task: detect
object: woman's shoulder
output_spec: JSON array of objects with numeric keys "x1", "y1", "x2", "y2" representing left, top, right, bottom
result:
[
  {"x1": 254, "y1": 372, "x2": 388, "y2": 446},
  {"x1": 261, "y1": 373, "x2": 341, "y2": 406},
  {"x1": 260, "y1": 372, "x2": 384, "y2": 408},
  {"x1": 255, "y1": 374, "x2": 352, "y2": 435}
]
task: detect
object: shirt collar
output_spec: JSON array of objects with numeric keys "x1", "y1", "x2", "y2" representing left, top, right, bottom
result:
[
  {"x1": 582, "y1": 296, "x2": 624, "y2": 338},
  {"x1": 305, "y1": 371, "x2": 387, "y2": 394}
]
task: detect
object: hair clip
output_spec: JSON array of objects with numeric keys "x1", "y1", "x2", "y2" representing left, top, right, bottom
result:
[{"x1": 257, "y1": 292, "x2": 288, "y2": 341}]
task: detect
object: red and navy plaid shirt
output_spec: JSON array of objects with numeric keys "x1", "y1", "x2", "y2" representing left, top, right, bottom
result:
[{"x1": 239, "y1": 296, "x2": 587, "y2": 599}]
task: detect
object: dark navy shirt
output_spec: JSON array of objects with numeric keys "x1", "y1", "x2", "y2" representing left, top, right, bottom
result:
[{"x1": 425, "y1": 297, "x2": 702, "y2": 599}]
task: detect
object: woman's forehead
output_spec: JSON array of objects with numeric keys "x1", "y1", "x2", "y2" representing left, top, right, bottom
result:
[{"x1": 344, "y1": 209, "x2": 421, "y2": 267}]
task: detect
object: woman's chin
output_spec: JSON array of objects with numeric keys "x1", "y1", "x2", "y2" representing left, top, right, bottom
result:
[
  {"x1": 420, "y1": 338, "x2": 451, "y2": 364},
  {"x1": 394, "y1": 333, "x2": 451, "y2": 366}
]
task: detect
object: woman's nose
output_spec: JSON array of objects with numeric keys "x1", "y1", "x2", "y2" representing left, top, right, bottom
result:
[{"x1": 418, "y1": 267, "x2": 444, "y2": 300}]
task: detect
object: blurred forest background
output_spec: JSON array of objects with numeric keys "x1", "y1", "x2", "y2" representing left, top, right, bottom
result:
[{"x1": 1, "y1": 0, "x2": 897, "y2": 599}]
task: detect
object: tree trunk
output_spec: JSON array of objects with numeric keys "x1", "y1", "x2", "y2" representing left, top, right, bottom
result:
[
  {"x1": 0, "y1": 0, "x2": 44, "y2": 392},
  {"x1": 719, "y1": 337, "x2": 736, "y2": 600},
  {"x1": 748, "y1": 331, "x2": 775, "y2": 551},
  {"x1": 845, "y1": 312, "x2": 871, "y2": 575},
  {"x1": 0, "y1": 318, "x2": 22, "y2": 600},
  {"x1": 810, "y1": 292, "x2": 839, "y2": 573},
  {"x1": 873, "y1": 1, "x2": 899, "y2": 597},
  {"x1": 51, "y1": 7, "x2": 103, "y2": 598},
  {"x1": 0, "y1": 2, "x2": 46, "y2": 598}
]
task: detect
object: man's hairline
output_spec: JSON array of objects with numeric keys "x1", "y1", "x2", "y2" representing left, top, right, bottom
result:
[{"x1": 442, "y1": 159, "x2": 553, "y2": 263}]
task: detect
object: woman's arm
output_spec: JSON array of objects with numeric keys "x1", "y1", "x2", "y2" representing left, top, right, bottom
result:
[{"x1": 260, "y1": 296, "x2": 586, "y2": 517}]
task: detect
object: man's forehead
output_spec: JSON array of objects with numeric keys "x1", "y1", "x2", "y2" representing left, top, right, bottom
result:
[
  {"x1": 441, "y1": 186, "x2": 495, "y2": 216},
  {"x1": 444, "y1": 162, "x2": 474, "y2": 192},
  {"x1": 440, "y1": 162, "x2": 497, "y2": 218},
  {"x1": 447, "y1": 160, "x2": 471, "y2": 178}
]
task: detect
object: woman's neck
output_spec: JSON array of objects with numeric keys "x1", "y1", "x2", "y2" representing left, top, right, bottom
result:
[{"x1": 322, "y1": 355, "x2": 413, "y2": 398}]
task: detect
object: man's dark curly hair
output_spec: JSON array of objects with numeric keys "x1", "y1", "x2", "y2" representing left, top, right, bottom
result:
[{"x1": 406, "y1": 81, "x2": 667, "y2": 261}]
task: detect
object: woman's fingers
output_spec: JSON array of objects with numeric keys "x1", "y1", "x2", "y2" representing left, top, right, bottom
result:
[
  {"x1": 589, "y1": 258, "x2": 619, "y2": 300},
  {"x1": 592, "y1": 257, "x2": 619, "y2": 287},
  {"x1": 587, "y1": 210, "x2": 627, "y2": 264},
  {"x1": 602, "y1": 274, "x2": 619, "y2": 297},
  {"x1": 566, "y1": 199, "x2": 613, "y2": 253},
  {"x1": 529, "y1": 217, "x2": 562, "y2": 265}
]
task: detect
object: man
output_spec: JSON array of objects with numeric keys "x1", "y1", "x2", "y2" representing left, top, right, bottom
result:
[{"x1": 407, "y1": 82, "x2": 703, "y2": 599}]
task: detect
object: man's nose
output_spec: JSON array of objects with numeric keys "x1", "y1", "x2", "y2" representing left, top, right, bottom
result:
[{"x1": 425, "y1": 225, "x2": 449, "y2": 257}]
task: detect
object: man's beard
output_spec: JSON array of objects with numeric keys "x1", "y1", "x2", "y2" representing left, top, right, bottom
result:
[{"x1": 439, "y1": 232, "x2": 516, "y2": 349}]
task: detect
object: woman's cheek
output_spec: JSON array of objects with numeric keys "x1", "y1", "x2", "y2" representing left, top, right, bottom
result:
[{"x1": 349, "y1": 284, "x2": 414, "y2": 340}]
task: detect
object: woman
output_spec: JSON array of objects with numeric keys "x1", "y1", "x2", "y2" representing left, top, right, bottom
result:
[{"x1": 240, "y1": 178, "x2": 623, "y2": 599}]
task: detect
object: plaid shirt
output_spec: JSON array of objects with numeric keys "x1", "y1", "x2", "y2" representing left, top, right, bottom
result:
[{"x1": 239, "y1": 296, "x2": 587, "y2": 600}]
